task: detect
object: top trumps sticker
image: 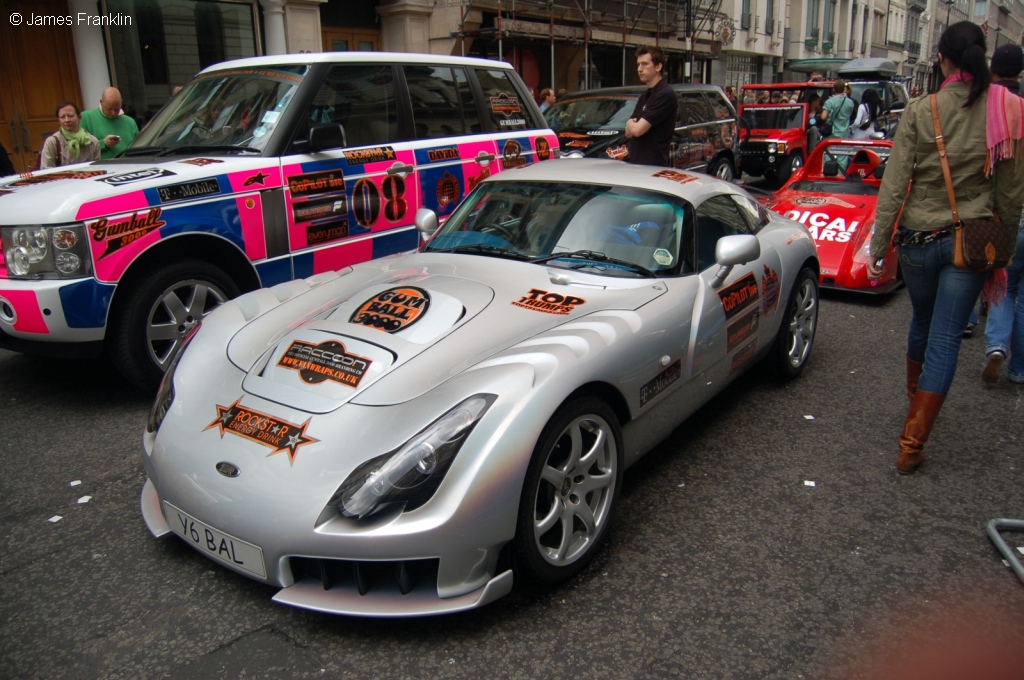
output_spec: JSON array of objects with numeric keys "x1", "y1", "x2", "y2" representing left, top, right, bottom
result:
[{"x1": 349, "y1": 287, "x2": 431, "y2": 333}]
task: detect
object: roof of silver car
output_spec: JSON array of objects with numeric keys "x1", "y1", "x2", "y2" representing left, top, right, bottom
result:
[{"x1": 201, "y1": 52, "x2": 516, "y2": 75}]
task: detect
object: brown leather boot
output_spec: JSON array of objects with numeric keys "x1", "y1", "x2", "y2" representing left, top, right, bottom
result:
[
  {"x1": 897, "y1": 390, "x2": 946, "y2": 474},
  {"x1": 906, "y1": 356, "x2": 924, "y2": 401}
]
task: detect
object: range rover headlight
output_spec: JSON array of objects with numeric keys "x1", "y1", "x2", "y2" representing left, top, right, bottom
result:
[
  {"x1": 328, "y1": 394, "x2": 496, "y2": 519},
  {"x1": 2, "y1": 224, "x2": 92, "y2": 279}
]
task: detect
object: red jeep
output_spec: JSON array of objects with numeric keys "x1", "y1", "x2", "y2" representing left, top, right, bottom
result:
[{"x1": 738, "y1": 82, "x2": 834, "y2": 184}]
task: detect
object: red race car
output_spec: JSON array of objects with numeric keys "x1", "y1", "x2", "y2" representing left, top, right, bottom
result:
[{"x1": 765, "y1": 138, "x2": 901, "y2": 294}]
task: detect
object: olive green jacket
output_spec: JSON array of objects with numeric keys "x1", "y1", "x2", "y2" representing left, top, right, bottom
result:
[{"x1": 871, "y1": 80, "x2": 1024, "y2": 259}]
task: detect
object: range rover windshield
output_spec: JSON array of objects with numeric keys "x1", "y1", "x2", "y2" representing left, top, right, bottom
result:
[
  {"x1": 544, "y1": 95, "x2": 636, "y2": 133},
  {"x1": 129, "y1": 65, "x2": 308, "y2": 155}
]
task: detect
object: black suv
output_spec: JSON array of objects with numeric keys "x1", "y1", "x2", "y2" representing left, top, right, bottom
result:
[{"x1": 543, "y1": 84, "x2": 740, "y2": 180}]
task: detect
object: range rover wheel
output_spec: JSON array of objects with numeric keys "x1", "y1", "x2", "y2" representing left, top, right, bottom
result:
[
  {"x1": 111, "y1": 260, "x2": 238, "y2": 390},
  {"x1": 512, "y1": 398, "x2": 622, "y2": 586},
  {"x1": 709, "y1": 157, "x2": 736, "y2": 182},
  {"x1": 771, "y1": 268, "x2": 818, "y2": 380}
]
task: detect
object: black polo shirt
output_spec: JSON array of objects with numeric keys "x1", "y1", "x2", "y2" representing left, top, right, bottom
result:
[{"x1": 626, "y1": 78, "x2": 678, "y2": 167}]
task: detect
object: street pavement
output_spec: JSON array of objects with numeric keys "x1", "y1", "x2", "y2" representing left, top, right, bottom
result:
[{"x1": 1, "y1": 288, "x2": 1023, "y2": 679}]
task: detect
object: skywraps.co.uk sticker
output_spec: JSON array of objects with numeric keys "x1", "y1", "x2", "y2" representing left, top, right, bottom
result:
[
  {"x1": 512, "y1": 288, "x2": 586, "y2": 315},
  {"x1": 350, "y1": 286, "x2": 430, "y2": 333},
  {"x1": 277, "y1": 339, "x2": 371, "y2": 388},
  {"x1": 88, "y1": 208, "x2": 167, "y2": 259},
  {"x1": 719, "y1": 272, "x2": 759, "y2": 321},
  {"x1": 205, "y1": 398, "x2": 318, "y2": 464}
]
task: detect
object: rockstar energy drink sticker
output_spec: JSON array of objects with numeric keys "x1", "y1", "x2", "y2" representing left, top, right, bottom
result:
[
  {"x1": 489, "y1": 92, "x2": 521, "y2": 117},
  {"x1": 427, "y1": 147, "x2": 459, "y2": 162},
  {"x1": 719, "y1": 272, "x2": 759, "y2": 321},
  {"x1": 288, "y1": 169, "x2": 346, "y2": 197},
  {"x1": 349, "y1": 286, "x2": 430, "y2": 333},
  {"x1": 535, "y1": 137, "x2": 552, "y2": 161},
  {"x1": 652, "y1": 169, "x2": 698, "y2": 185},
  {"x1": 640, "y1": 360, "x2": 681, "y2": 407},
  {"x1": 292, "y1": 196, "x2": 348, "y2": 223},
  {"x1": 726, "y1": 311, "x2": 760, "y2": 352},
  {"x1": 511, "y1": 288, "x2": 586, "y2": 315},
  {"x1": 343, "y1": 146, "x2": 397, "y2": 165},
  {"x1": 761, "y1": 265, "x2": 780, "y2": 315},
  {"x1": 9, "y1": 170, "x2": 106, "y2": 186},
  {"x1": 437, "y1": 171, "x2": 461, "y2": 208},
  {"x1": 306, "y1": 219, "x2": 349, "y2": 246},
  {"x1": 205, "y1": 398, "x2": 318, "y2": 464},
  {"x1": 277, "y1": 339, "x2": 371, "y2": 388},
  {"x1": 88, "y1": 207, "x2": 167, "y2": 260},
  {"x1": 502, "y1": 139, "x2": 526, "y2": 168}
]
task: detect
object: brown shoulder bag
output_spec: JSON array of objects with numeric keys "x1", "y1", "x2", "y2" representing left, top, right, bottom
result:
[{"x1": 930, "y1": 94, "x2": 1012, "y2": 271}]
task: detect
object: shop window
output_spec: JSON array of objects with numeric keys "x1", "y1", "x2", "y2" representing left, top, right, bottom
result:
[
  {"x1": 134, "y1": 0, "x2": 169, "y2": 84},
  {"x1": 195, "y1": 2, "x2": 226, "y2": 70}
]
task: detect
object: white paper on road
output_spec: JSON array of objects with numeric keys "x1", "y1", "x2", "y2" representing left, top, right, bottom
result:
[
  {"x1": 78, "y1": 496, "x2": 92, "y2": 504},
  {"x1": 804, "y1": 480, "x2": 816, "y2": 487},
  {"x1": 48, "y1": 515, "x2": 62, "y2": 523},
  {"x1": 69, "y1": 480, "x2": 81, "y2": 487}
]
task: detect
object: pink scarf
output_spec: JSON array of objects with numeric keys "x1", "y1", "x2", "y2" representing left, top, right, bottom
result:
[{"x1": 941, "y1": 72, "x2": 1024, "y2": 175}]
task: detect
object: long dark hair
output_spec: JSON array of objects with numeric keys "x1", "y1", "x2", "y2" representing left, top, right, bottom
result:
[
  {"x1": 937, "y1": 21, "x2": 990, "y2": 107},
  {"x1": 861, "y1": 89, "x2": 881, "y2": 121}
]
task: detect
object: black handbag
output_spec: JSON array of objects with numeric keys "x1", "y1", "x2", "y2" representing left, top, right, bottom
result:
[{"x1": 930, "y1": 95, "x2": 1012, "y2": 271}]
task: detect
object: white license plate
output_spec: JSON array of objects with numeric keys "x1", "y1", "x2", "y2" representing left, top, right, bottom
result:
[{"x1": 164, "y1": 502, "x2": 267, "y2": 579}]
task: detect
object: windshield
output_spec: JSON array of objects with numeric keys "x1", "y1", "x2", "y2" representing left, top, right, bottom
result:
[
  {"x1": 424, "y1": 181, "x2": 690, "y2": 277},
  {"x1": 743, "y1": 105, "x2": 806, "y2": 129},
  {"x1": 790, "y1": 143, "x2": 892, "y2": 194},
  {"x1": 132, "y1": 65, "x2": 308, "y2": 154},
  {"x1": 544, "y1": 96, "x2": 637, "y2": 133}
]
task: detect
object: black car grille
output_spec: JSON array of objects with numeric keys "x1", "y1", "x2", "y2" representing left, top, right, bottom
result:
[
  {"x1": 289, "y1": 557, "x2": 440, "y2": 596},
  {"x1": 742, "y1": 141, "x2": 770, "y2": 154}
]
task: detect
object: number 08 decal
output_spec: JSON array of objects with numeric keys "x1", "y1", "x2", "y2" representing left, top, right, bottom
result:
[{"x1": 351, "y1": 176, "x2": 408, "y2": 227}]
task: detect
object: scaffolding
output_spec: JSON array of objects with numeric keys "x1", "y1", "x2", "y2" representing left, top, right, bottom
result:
[{"x1": 443, "y1": 0, "x2": 725, "y2": 89}]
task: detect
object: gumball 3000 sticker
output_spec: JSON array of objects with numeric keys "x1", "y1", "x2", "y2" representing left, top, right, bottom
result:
[{"x1": 349, "y1": 287, "x2": 430, "y2": 333}]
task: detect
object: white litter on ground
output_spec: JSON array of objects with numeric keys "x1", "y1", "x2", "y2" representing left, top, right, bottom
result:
[
  {"x1": 803, "y1": 415, "x2": 815, "y2": 420},
  {"x1": 69, "y1": 480, "x2": 81, "y2": 487},
  {"x1": 1017, "y1": 546, "x2": 1024, "y2": 556},
  {"x1": 78, "y1": 496, "x2": 92, "y2": 504},
  {"x1": 48, "y1": 516, "x2": 62, "y2": 523},
  {"x1": 804, "y1": 480, "x2": 816, "y2": 487}
]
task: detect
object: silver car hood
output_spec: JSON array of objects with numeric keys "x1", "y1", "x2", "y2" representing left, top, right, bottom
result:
[{"x1": 229, "y1": 254, "x2": 665, "y2": 412}]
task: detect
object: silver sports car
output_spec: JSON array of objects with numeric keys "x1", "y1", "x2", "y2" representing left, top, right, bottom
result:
[{"x1": 141, "y1": 159, "x2": 819, "y2": 617}]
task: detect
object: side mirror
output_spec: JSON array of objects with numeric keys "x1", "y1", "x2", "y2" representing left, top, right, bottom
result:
[
  {"x1": 309, "y1": 123, "x2": 346, "y2": 151},
  {"x1": 823, "y1": 159, "x2": 840, "y2": 176},
  {"x1": 873, "y1": 164, "x2": 886, "y2": 179},
  {"x1": 890, "y1": 101, "x2": 905, "y2": 111},
  {"x1": 712, "y1": 234, "x2": 761, "y2": 285},
  {"x1": 415, "y1": 208, "x2": 439, "y2": 239}
]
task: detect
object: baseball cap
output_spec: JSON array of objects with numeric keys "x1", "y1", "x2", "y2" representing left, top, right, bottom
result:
[{"x1": 990, "y1": 44, "x2": 1023, "y2": 78}]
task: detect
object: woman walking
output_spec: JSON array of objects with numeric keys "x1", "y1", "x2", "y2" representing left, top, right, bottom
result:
[
  {"x1": 41, "y1": 101, "x2": 100, "y2": 169},
  {"x1": 867, "y1": 21, "x2": 1024, "y2": 474},
  {"x1": 851, "y1": 88, "x2": 882, "y2": 140}
]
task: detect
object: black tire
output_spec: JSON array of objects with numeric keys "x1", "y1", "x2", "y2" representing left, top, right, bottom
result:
[
  {"x1": 110, "y1": 260, "x2": 239, "y2": 390},
  {"x1": 709, "y1": 156, "x2": 735, "y2": 182},
  {"x1": 512, "y1": 397, "x2": 623, "y2": 586},
  {"x1": 771, "y1": 268, "x2": 818, "y2": 380},
  {"x1": 777, "y1": 151, "x2": 803, "y2": 186}
]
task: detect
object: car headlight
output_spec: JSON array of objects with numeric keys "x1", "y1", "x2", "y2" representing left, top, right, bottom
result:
[
  {"x1": 561, "y1": 150, "x2": 585, "y2": 158},
  {"x1": 767, "y1": 143, "x2": 778, "y2": 154},
  {"x1": 147, "y1": 322, "x2": 202, "y2": 433},
  {"x1": 327, "y1": 394, "x2": 496, "y2": 519},
  {"x1": 2, "y1": 225, "x2": 92, "y2": 279},
  {"x1": 852, "y1": 221, "x2": 876, "y2": 264}
]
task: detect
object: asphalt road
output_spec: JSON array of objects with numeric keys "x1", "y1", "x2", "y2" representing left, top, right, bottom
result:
[{"x1": 2, "y1": 288, "x2": 1023, "y2": 679}]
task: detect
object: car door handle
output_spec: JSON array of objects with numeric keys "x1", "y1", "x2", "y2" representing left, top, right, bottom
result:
[
  {"x1": 386, "y1": 162, "x2": 414, "y2": 177},
  {"x1": 474, "y1": 151, "x2": 494, "y2": 166},
  {"x1": 9, "y1": 121, "x2": 19, "y2": 152}
]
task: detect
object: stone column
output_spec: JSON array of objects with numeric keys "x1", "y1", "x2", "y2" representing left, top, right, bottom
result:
[
  {"x1": 377, "y1": 0, "x2": 434, "y2": 54},
  {"x1": 260, "y1": 0, "x2": 287, "y2": 55},
  {"x1": 284, "y1": 0, "x2": 326, "y2": 54},
  {"x1": 69, "y1": 0, "x2": 110, "y2": 105}
]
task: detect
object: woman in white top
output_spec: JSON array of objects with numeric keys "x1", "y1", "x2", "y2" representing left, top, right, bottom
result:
[{"x1": 851, "y1": 88, "x2": 882, "y2": 140}]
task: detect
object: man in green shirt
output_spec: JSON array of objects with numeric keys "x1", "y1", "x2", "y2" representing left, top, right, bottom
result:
[
  {"x1": 821, "y1": 79, "x2": 855, "y2": 139},
  {"x1": 80, "y1": 87, "x2": 139, "y2": 160}
]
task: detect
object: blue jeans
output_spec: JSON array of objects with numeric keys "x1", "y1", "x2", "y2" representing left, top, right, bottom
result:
[
  {"x1": 898, "y1": 234, "x2": 988, "y2": 394},
  {"x1": 983, "y1": 223, "x2": 1024, "y2": 382}
]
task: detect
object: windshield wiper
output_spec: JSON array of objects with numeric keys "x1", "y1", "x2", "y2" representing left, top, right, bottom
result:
[
  {"x1": 158, "y1": 145, "x2": 261, "y2": 156},
  {"x1": 117, "y1": 146, "x2": 168, "y2": 157},
  {"x1": 533, "y1": 250, "x2": 657, "y2": 277},
  {"x1": 434, "y1": 243, "x2": 533, "y2": 261}
]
